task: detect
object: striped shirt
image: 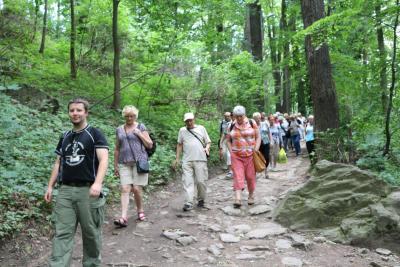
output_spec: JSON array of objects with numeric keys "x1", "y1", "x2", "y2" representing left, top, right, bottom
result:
[{"x1": 227, "y1": 118, "x2": 258, "y2": 157}]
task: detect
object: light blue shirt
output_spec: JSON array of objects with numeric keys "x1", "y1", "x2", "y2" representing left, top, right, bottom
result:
[
  {"x1": 259, "y1": 121, "x2": 270, "y2": 145},
  {"x1": 270, "y1": 124, "x2": 283, "y2": 145},
  {"x1": 305, "y1": 125, "x2": 314, "y2": 142}
]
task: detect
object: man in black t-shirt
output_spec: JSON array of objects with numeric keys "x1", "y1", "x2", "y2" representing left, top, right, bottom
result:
[{"x1": 44, "y1": 98, "x2": 109, "y2": 267}]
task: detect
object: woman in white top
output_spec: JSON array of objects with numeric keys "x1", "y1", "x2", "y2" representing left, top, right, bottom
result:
[
  {"x1": 268, "y1": 115, "x2": 283, "y2": 170},
  {"x1": 253, "y1": 112, "x2": 272, "y2": 178}
]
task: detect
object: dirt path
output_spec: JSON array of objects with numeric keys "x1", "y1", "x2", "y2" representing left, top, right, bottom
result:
[{"x1": 3, "y1": 147, "x2": 400, "y2": 267}]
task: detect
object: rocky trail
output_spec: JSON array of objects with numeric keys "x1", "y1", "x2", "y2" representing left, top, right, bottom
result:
[{"x1": 3, "y1": 147, "x2": 400, "y2": 267}]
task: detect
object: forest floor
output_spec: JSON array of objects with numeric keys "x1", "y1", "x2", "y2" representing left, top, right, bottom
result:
[{"x1": 1, "y1": 144, "x2": 400, "y2": 267}]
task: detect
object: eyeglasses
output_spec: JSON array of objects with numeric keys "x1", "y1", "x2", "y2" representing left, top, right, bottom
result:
[{"x1": 124, "y1": 115, "x2": 136, "y2": 118}]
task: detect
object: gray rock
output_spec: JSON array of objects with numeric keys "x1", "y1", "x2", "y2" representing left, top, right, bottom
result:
[
  {"x1": 215, "y1": 243, "x2": 224, "y2": 249},
  {"x1": 221, "y1": 206, "x2": 242, "y2": 216},
  {"x1": 246, "y1": 222, "x2": 287, "y2": 239},
  {"x1": 207, "y1": 256, "x2": 216, "y2": 264},
  {"x1": 260, "y1": 196, "x2": 278, "y2": 205},
  {"x1": 273, "y1": 160, "x2": 393, "y2": 236},
  {"x1": 313, "y1": 236, "x2": 327, "y2": 243},
  {"x1": 219, "y1": 233, "x2": 240, "y2": 243},
  {"x1": 380, "y1": 256, "x2": 389, "y2": 262},
  {"x1": 240, "y1": 245, "x2": 270, "y2": 252},
  {"x1": 207, "y1": 244, "x2": 222, "y2": 256},
  {"x1": 282, "y1": 256, "x2": 303, "y2": 267},
  {"x1": 275, "y1": 239, "x2": 292, "y2": 249},
  {"x1": 370, "y1": 262, "x2": 383, "y2": 267},
  {"x1": 286, "y1": 233, "x2": 305, "y2": 243},
  {"x1": 370, "y1": 203, "x2": 400, "y2": 232},
  {"x1": 177, "y1": 236, "x2": 197, "y2": 246},
  {"x1": 358, "y1": 248, "x2": 369, "y2": 254},
  {"x1": 207, "y1": 224, "x2": 222, "y2": 232},
  {"x1": 236, "y1": 254, "x2": 266, "y2": 260},
  {"x1": 185, "y1": 255, "x2": 200, "y2": 262},
  {"x1": 286, "y1": 233, "x2": 313, "y2": 250},
  {"x1": 226, "y1": 224, "x2": 251, "y2": 235},
  {"x1": 248, "y1": 205, "x2": 272, "y2": 215},
  {"x1": 162, "y1": 253, "x2": 172, "y2": 259},
  {"x1": 162, "y1": 229, "x2": 188, "y2": 240},
  {"x1": 375, "y1": 248, "x2": 391, "y2": 256}
]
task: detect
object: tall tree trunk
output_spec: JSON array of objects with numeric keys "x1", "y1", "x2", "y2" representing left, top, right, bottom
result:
[
  {"x1": 375, "y1": 4, "x2": 388, "y2": 113},
  {"x1": 56, "y1": 0, "x2": 61, "y2": 38},
  {"x1": 111, "y1": 0, "x2": 121, "y2": 109},
  {"x1": 297, "y1": 77, "x2": 307, "y2": 115},
  {"x1": 247, "y1": 0, "x2": 263, "y2": 61},
  {"x1": 243, "y1": 8, "x2": 252, "y2": 54},
  {"x1": 327, "y1": 0, "x2": 333, "y2": 16},
  {"x1": 38, "y1": 0, "x2": 48, "y2": 54},
  {"x1": 281, "y1": 0, "x2": 291, "y2": 113},
  {"x1": 70, "y1": 0, "x2": 77, "y2": 79},
  {"x1": 32, "y1": 0, "x2": 40, "y2": 41},
  {"x1": 267, "y1": 0, "x2": 282, "y2": 112},
  {"x1": 268, "y1": 22, "x2": 282, "y2": 112},
  {"x1": 383, "y1": 0, "x2": 399, "y2": 156},
  {"x1": 301, "y1": 0, "x2": 339, "y2": 131}
]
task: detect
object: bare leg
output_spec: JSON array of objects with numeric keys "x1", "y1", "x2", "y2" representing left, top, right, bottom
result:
[
  {"x1": 235, "y1": 190, "x2": 242, "y2": 202},
  {"x1": 120, "y1": 185, "x2": 132, "y2": 219},
  {"x1": 132, "y1": 185, "x2": 143, "y2": 213}
]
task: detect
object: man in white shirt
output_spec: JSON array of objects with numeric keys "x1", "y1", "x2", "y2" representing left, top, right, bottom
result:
[{"x1": 173, "y1": 113, "x2": 211, "y2": 211}]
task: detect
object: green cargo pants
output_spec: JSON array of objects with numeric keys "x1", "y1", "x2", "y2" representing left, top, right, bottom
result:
[{"x1": 49, "y1": 185, "x2": 105, "y2": 267}]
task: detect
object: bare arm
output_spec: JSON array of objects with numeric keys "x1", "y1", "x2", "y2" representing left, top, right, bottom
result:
[
  {"x1": 134, "y1": 128, "x2": 153, "y2": 149},
  {"x1": 114, "y1": 135, "x2": 120, "y2": 177},
  {"x1": 205, "y1": 140, "x2": 211, "y2": 156},
  {"x1": 173, "y1": 143, "x2": 183, "y2": 169},
  {"x1": 226, "y1": 135, "x2": 232, "y2": 154},
  {"x1": 255, "y1": 129, "x2": 261, "y2": 151},
  {"x1": 90, "y1": 148, "x2": 109, "y2": 197},
  {"x1": 44, "y1": 156, "x2": 61, "y2": 203}
]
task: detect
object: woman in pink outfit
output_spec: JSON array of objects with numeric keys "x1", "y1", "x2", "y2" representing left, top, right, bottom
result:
[{"x1": 227, "y1": 105, "x2": 261, "y2": 208}]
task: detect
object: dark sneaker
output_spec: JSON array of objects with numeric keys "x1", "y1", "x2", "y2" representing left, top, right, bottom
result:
[
  {"x1": 197, "y1": 200, "x2": 205, "y2": 208},
  {"x1": 182, "y1": 204, "x2": 193, "y2": 212}
]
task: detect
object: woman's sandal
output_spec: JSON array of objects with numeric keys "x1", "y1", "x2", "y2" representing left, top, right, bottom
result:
[
  {"x1": 248, "y1": 196, "x2": 255, "y2": 206},
  {"x1": 233, "y1": 200, "x2": 242, "y2": 209},
  {"x1": 137, "y1": 211, "x2": 147, "y2": 222},
  {"x1": 113, "y1": 217, "x2": 128, "y2": 227}
]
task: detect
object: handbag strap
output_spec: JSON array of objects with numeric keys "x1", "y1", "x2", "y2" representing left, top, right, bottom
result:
[
  {"x1": 124, "y1": 125, "x2": 137, "y2": 162},
  {"x1": 186, "y1": 127, "x2": 206, "y2": 148}
]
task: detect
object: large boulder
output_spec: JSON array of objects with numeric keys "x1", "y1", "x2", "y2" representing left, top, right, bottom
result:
[{"x1": 273, "y1": 160, "x2": 399, "y2": 244}]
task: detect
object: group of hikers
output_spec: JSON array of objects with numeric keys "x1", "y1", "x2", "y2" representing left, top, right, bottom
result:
[
  {"x1": 43, "y1": 98, "x2": 315, "y2": 266},
  {"x1": 219, "y1": 108, "x2": 315, "y2": 180},
  {"x1": 217, "y1": 106, "x2": 315, "y2": 209}
]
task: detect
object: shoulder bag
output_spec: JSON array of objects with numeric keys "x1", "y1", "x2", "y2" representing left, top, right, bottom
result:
[
  {"x1": 187, "y1": 127, "x2": 210, "y2": 158},
  {"x1": 124, "y1": 126, "x2": 149, "y2": 173}
]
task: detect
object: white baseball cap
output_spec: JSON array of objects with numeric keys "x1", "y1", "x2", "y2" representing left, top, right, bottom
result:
[{"x1": 183, "y1": 112, "x2": 195, "y2": 121}]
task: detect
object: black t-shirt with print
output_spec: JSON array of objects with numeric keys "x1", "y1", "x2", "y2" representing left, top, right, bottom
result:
[{"x1": 55, "y1": 125, "x2": 109, "y2": 183}]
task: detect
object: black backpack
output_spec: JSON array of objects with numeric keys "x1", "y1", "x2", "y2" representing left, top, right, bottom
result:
[
  {"x1": 139, "y1": 123, "x2": 156, "y2": 157},
  {"x1": 146, "y1": 132, "x2": 156, "y2": 157}
]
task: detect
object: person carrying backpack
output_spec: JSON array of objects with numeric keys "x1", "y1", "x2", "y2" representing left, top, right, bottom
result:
[
  {"x1": 114, "y1": 105, "x2": 153, "y2": 226},
  {"x1": 44, "y1": 98, "x2": 109, "y2": 266},
  {"x1": 227, "y1": 105, "x2": 261, "y2": 208}
]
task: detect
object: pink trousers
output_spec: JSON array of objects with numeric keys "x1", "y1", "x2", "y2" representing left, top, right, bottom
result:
[{"x1": 231, "y1": 152, "x2": 256, "y2": 192}]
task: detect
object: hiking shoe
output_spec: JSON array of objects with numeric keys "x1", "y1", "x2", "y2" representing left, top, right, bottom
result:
[
  {"x1": 197, "y1": 200, "x2": 205, "y2": 208},
  {"x1": 224, "y1": 172, "x2": 233, "y2": 179},
  {"x1": 182, "y1": 204, "x2": 193, "y2": 212}
]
